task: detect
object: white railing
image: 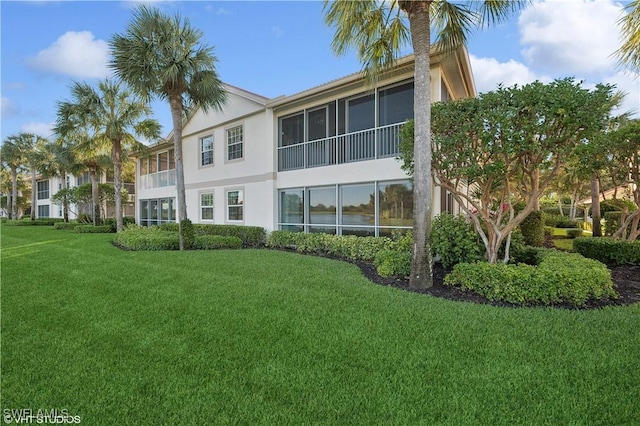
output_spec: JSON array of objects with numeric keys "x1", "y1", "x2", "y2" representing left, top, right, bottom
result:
[
  {"x1": 139, "y1": 170, "x2": 176, "y2": 190},
  {"x1": 278, "y1": 123, "x2": 403, "y2": 171}
]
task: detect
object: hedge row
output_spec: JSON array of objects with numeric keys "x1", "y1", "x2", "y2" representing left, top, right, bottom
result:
[
  {"x1": 115, "y1": 226, "x2": 249, "y2": 251},
  {"x1": 2, "y1": 218, "x2": 64, "y2": 226},
  {"x1": 74, "y1": 225, "x2": 115, "y2": 234},
  {"x1": 445, "y1": 250, "x2": 617, "y2": 306},
  {"x1": 193, "y1": 235, "x2": 242, "y2": 250},
  {"x1": 158, "y1": 223, "x2": 265, "y2": 248},
  {"x1": 573, "y1": 237, "x2": 640, "y2": 265}
]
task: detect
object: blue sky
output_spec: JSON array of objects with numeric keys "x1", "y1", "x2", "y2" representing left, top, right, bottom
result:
[{"x1": 1, "y1": 0, "x2": 638, "y2": 143}]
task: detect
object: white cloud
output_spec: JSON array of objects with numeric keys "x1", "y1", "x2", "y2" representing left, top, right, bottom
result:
[
  {"x1": 518, "y1": 0, "x2": 623, "y2": 74},
  {"x1": 470, "y1": 54, "x2": 550, "y2": 94},
  {"x1": 21, "y1": 122, "x2": 55, "y2": 139},
  {"x1": 1, "y1": 96, "x2": 17, "y2": 118},
  {"x1": 27, "y1": 31, "x2": 110, "y2": 79},
  {"x1": 604, "y1": 72, "x2": 640, "y2": 117}
]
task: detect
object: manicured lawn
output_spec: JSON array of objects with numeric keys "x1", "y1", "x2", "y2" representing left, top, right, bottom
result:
[{"x1": 2, "y1": 226, "x2": 639, "y2": 425}]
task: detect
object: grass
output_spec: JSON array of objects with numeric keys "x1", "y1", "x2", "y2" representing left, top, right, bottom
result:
[{"x1": 2, "y1": 226, "x2": 640, "y2": 425}]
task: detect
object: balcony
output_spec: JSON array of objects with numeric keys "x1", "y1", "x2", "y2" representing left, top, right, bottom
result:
[
  {"x1": 139, "y1": 170, "x2": 176, "y2": 190},
  {"x1": 278, "y1": 123, "x2": 404, "y2": 172}
]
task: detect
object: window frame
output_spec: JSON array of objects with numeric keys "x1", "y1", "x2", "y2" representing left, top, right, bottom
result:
[
  {"x1": 200, "y1": 135, "x2": 214, "y2": 167},
  {"x1": 225, "y1": 124, "x2": 244, "y2": 163},
  {"x1": 225, "y1": 188, "x2": 244, "y2": 223},
  {"x1": 36, "y1": 180, "x2": 49, "y2": 200},
  {"x1": 200, "y1": 191, "x2": 215, "y2": 222}
]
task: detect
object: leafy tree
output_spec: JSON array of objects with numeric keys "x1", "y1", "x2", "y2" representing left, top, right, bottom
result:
[
  {"x1": 54, "y1": 80, "x2": 160, "y2": 231},
  {"x1": 324, "y1": 0, "x2": 526, "y2": 288},
  {"x1": 616, "y1": 0, "x2": 640, "y2": 71},
  {"x1": 400, "y1": 79, "x2": 616, "y2": 262},
  {"x1": 51, "y1": 183, "x2": 128, "y2": 220},
  {"x1": 1, "y1": 135, "x2": 29, "y2": 219},
  {"x1": 24, "y1": 134, "x2": 51, "y2": 220},
  {"x1": 110, "y1": 5, "x2": 227, "y2": 248}
]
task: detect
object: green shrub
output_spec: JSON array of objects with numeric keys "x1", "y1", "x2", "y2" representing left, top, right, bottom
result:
[
  {"x1": 53, "y1": 222, "x2": 78, "y2": 230},
  {"x1": 603, "y1": 211, "x2": 635, "y2": 237},
  {"x1": 565, "y1": 228, "x2": 583, "y2": 239},
  {"x1": 573, "y1": 237, "x2": 640, "y2": 265},
  {"x1": 158, "y1": 223, "x2": 179, "y2": 232},
  {"x1": 374, "y1": 232, "x2": 413, "y2": 277},
  {"x1": 266, "y1": 230, "x2": 300, "y2": 249},
  {"x1": 445, "y1": 250, "x2": 617, "y2": 306},
  {"x1": 180, "y1": 219, "x2": 195, "y2": 249},
  {"x1": 519, "y1": 211, "x2": 545, "y2": 247},
  {"x1": 4, "y1": 218, "x2": 63, "y2": 226},
  {"x1": 74, "y1": 225, "x2": 115, "y2": 233},
  {"x1": 115, "y1": 226, "x2": 179, "y2": 251},
  {"x1": 431, "y1": 213, "x2": 483, "y2": 268},
  {"x1": 194, "y1": 224, "x2": 266, "y2": 248},
  {"x1": 193, "y1": 235, "x2": 242, "y2": 250}
]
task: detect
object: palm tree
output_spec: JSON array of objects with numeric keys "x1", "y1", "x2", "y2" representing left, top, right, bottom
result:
[
  {"x1": 55, "y1": 80, "x2": 160, "y2": 231},
  {"x1": 616, "y1": 0, "x2": 640, "y2": 71},
  {"x1": 1, "y1": 135, "x2": 28, "y2": 219},
  {"x1": 21, "y1": 134, "x2": 50, "y2": 220},
  {"x1": 110, "y1": 5, "x2": 227, "y2": 247},
  {"x1": 324, "y1": 0, "x2": 527, "y2": 289}
]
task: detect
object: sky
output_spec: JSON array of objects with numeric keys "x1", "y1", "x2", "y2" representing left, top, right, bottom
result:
[{"x1": 1, "y1": 0, "x2": 639, "y2": 143}]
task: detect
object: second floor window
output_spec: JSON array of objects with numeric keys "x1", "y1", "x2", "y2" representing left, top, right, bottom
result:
[
  {"x1": 227, "y1": 126, "x2": 243, "y2": 161},
  {"x1": 200, "y1": 135, "x2": 213, "y2": 166},
  {"x1": 37, "y1": 180, "x2": 49, "y2": 200}
]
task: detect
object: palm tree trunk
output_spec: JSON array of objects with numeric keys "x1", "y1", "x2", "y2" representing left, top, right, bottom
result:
[
  {"x1": 170, "y1": 94, "x2": 188, "y2": 250},
  {"x1": 30, "y1": 169, "x2": 37, "y2": 220},
  {"x1": 591, "y1": 175, "x2": 602, "y2": 237},
  {"x1": 90, "y1": 168, "x2": 100, "y2": 226},
  {"x1": 112, "y1": 141, "x2": 124, "y2": 232},
  {"x1": 11, "y1": 168, "x2": 18, "y2": 219},
  {"x1": 403, "y1": 0, "x2": 433, "y2": 289},
  {"x1": 61, "y1": 171, "x2": 69, "y2": 223}
]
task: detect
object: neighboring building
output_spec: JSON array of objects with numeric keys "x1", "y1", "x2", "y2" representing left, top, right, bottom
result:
[
  {"x1": 135, "y1": 47, "x2": 476, "y2": 235},
  {"x1": 35, "y1": 172, "x2": 135, "y2": 220}
]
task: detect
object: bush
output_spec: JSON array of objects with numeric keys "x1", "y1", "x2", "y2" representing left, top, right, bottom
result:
[
  {"x1": 374, "y1": 232, "x2": 413, "y2": 277},
  {"x1": 519, "y1": 211, "x2": 545, "y2": 247},
  {"x1": 445, "y1": 250, "x2": 617, "y2": 306},
  {"x1": 115, "y1": 226, "x2": 179, "y2": 251},
  {"x1": 194, "y1": 224, "x2": 266, "y2": 248},
  {"x1": 565, "y1": 228, "x2": 583, "y2": 239},
  {"x1": 431, "y1": 213, "x2": 483, "y2": 268},
  {"x1": 180, "y1": 219, "x2": 195, "y2": 249},
  {"x1": 74, "y1": 225, "x2": 115, "y2": 233},
  {"x1": 193, "y1": 235, "x2": 242, "y2": 250},
  {"x1": 4, "y1": 218, "x2": 63, "y2": 226},
  {"x1": 53, "y1": 222, "x2": 78, "y2": 231},
  {"x1": 573, "y1": 237, "x2": 640, "y2": 265},
  {"x1": 603, "y1": 211, "x2": 635, "y2": 237}
]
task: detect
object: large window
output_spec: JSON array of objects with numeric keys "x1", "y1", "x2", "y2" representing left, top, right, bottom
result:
[
  {"x1": 227, "y1": 126, "x2": 244, "y2": 161},
  {"x1": 37, "y1": 205, "x2": 49, "y2": 218},
  {"x1": 280, "y1": 113, "x2": 304, "y2": 147},
  {"x1": 140, "y1": 198, "x2": 175, "y2": 226},
  {"x1": 379, "y1": 82, "x2": 414, "y2": 126},
  {"x1": 201, "y1": 193, "x2": 214, "y2": 221},
  {"x1": 347, "y1": 94, "x2": 375, "y2": 133},
  {"x1": 37, "y1": 180, "x2": 49, "y2": 200},
  {"x1": 226, "y1": 190, "x2": 244, "y2": 222},
  {"x1": 200, "y1": 135, "x2": 214, "y2": 166},
  {"x1": 278, "y1": 180, "x2": 413, "y2": 236}
]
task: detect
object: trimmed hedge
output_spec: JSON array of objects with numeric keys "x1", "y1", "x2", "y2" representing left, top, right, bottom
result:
[
  {"x1": 115, "y1": 227, "x2": 179, "y2": 251},
  {"x1": 373, "y1": 232, "x2": 413, "y2": 277},
  {"x1": 74, "y1": 225, "x2": 115, "y2": 233},
  {"x1": 431, "y1": 213, "x2": 483, "y2": 268},
  {"x1": 573, "y1": 237, "x2": 640, "y2": 265},
  {"x1": 565, "y1": 228, "x2": 583, "y2": 239},
  {"x1": 193, "y1": 235, "x2": 242, "y2": 250},
  {"x1": 3, "y1": 218, "x2": 64, "y2": 226},
  {"x1": 445, "y1": 250, "x2": 617, "y2": 306},
  {"x1": 159, "y1": 223, "x2": 266, "y2": 248},
  {"x1": 54, "y1": 222, "x2": 79, "y2": 231},
  {"x1": 519, "y1": 211, "x2": 545, "y2": 247},
  {"x1": 267, "y1": 230, "x2": 394, "y2": 262}
]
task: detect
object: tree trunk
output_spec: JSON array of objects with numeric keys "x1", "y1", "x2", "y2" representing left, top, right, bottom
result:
[
  {"x1": 112, "y1": 141, "x2": 124, "y2": 232},
  {"x1": 170, "y1": 94, "x2": 188, "y2": 250},
  {"x1": 557, "y1": 196, "x2": 564, "y2": 216},
  {"x1": 90, "y1": 168, "x2": 100, "y2": 226},
  {"x1": 30, "y1": 168, "x2": 37, "y2": 220},
  {"x1": 61, "y1": 171, "x2": 69, "y2": 223},
  {"x1": 11, "y1": 167, "x2": 18, "y2": 219},
  {"x1": 591, "y1": 175, "x2": 602, "y2": 237},
  {"x1": 403, "y1": 0, "x2": 433, "y2": 289},
  {"x1": 532, "y1": 168, "x2": 540, "y2": 211}
]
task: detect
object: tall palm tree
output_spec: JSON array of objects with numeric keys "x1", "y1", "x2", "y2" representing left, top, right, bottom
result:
[
  {"x1": 616, "y1": 0, "x2": 640, "y2": 71},
  {"x1": 55, "y1": 80, "x2": 160, "y2": 231},
  {"x1": 21, "y1": 134, "x2": 50, "y2": 220},
  {"x1": 40, "y1": 138, "x2": 84, "y2": 223},
  {"x1": 110, "y1": 5, "x2": 227, "y2": 247},
  {"x1": 1, "y1": 135, "x2": 29, "y2": 219},
  {"x1": 324, "y1": 0, "x2": 527, "y2": 289}
]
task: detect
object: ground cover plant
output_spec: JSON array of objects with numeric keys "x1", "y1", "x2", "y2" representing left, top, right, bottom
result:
[{"x1": 2, "y1": 226, "x2": 639, "y2": 425}]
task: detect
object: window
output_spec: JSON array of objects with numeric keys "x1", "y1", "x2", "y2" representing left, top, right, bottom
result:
[
  {"x1": 37, "y1": 205, "x2": 49, "y2": 218},
  {"x1": 226, "y1": 190, "x2": 243, "y2": 222},
  {"x1": 308, "y1": 186, "x2": 336, "y2": 233},
  {"x1": 139, "y1": 198, "x2": 175, "y2": 227},
  {"x1": 379, "y1": 81, "x2": 414, "y2": 126},
  {"x1": 200, "y1": 135, "x2": 213, "y2": 166},
  {"x1": 341, "y1": 183, "x2": 375, "y2": 236},
  {"x1": 201, "y1": 193, "x2": 214, "y2": 221},
  {"x1": 227, "y1": 126, "x2": 244, "y2": 161},
  {"x1": 280, "y1": 113, "x2": 304, "y2": 147},
  {"x1": 158, "y1": 151, "x2": 168, "y2": 171},
  {"x1": 279, "y1": 189, "x2": 304, "y2": 232},
  {"x1": 307, "y1": 107, "x2": 328, "y2": 141},
  {"x1": 347, "y1": 94, "x2": 375, "y2": 132},
  {"x1": 379, "y1": 181, "x2": 414, "y2": 233},
  {"x1": 37, "y1": 180, "x2": 49, "y2": 200}
]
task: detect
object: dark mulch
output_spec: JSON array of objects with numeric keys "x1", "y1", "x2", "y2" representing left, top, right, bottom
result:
[{"x1": 353, "y1": 260, "x2": 640, "y2": 310}]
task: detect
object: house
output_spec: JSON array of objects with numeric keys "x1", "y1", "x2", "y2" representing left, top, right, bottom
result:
[{"x1": 135, "y1": 46, "x2": 476, "y2": 236}]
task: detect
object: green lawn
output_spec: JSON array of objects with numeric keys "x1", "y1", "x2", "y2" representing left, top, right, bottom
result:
[{"x1": 2, "y1": 226, "x2": 639, "y2": 425}]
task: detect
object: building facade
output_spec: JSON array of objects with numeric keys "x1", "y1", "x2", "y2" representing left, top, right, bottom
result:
[{"x1": 135, "y1": 47, "x2": 476, "y2": 235}]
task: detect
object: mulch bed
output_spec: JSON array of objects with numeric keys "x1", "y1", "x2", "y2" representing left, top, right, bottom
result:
[{"x1": 353, "y1": 260, "x2": 640, "y2": 310}]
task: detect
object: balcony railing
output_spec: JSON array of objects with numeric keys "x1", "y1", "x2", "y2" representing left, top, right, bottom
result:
[
  {"x1": 278, "y1": 122, "x2": 404, "y2": 171},
  {"x1": 139, "y1": 170, "x2": 176, "y2": 190}
]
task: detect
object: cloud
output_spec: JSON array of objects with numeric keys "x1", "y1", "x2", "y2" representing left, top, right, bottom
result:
[
  {"x1": 1, "y1": 96, "x2": 18, "y2": 118},
  {"x1": 271, "y1": 26, "x2": 284, "y2": 38},
  {"x1": 518, "y1": 0, "x2": 623, "y2": 74},
  {"x1": 21, "y1": 122, "x2": 55, "y2": 138},
  {"x1": 604, "y1": 71, "x2": 640, "y2": 117},
  {"x1": 470, "y1": 54, "x2": 550, "y2": 94},
  {"x1": 27, "y1": 31, "x2": 110, "y2": 79}
]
